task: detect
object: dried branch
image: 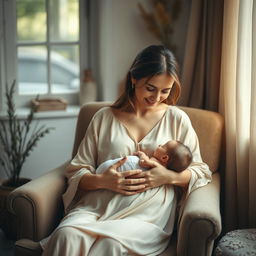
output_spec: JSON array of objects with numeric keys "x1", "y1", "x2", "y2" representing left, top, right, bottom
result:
[
  {"x1": 0, "y1": 81, "x2": 54, "y2": 186},
  {"x1": 138, "y1": 0, "x2": 182, "y2": 53}
]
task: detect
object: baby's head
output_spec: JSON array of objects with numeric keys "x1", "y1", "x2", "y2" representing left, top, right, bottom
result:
[{"x1": 153, "y1": 140, "x2": 192, "y2": 172}]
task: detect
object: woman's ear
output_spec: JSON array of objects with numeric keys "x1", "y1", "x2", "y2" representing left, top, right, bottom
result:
[{"x1": 131, "y1": 77, "x2": 136, "y2": 85}]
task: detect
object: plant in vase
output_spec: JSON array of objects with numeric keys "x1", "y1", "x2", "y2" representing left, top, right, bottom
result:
[
  {"x1": 0, "y1": 80, "x2": 53, "y2": 187},
  {"x1": 0, "y1": 80, "x2": 53, "y2": 239}
]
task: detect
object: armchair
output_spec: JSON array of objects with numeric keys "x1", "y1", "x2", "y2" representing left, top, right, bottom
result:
[{"x1": 8, "y1": 102, "x2": 224, "y2": 256}]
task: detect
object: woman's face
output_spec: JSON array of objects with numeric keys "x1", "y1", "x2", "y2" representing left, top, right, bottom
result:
[{"x1": 132, "y1": 73, "x2": 174, "y2": 109}]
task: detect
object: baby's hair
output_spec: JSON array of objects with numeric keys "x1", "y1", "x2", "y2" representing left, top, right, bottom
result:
[{"x1": 166, "y1": 141, "x2": 192, "y2": 172}]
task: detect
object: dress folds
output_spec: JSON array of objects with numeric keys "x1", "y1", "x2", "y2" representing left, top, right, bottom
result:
[{"x1": 41, "y1": 106, "x2": 212, "y2": 255}]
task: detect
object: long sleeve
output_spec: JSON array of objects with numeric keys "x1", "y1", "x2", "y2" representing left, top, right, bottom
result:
[{"x1": 62, "y1": 114, "x2": 99, "y2": 211}]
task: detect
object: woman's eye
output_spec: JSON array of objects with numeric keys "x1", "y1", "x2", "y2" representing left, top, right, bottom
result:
[
  {"x1": 162, "y1": 90, "x2": 171, "y2": 94},
  {"x1": 146, "y1": 87, "x2": 155, "y2": 92}
]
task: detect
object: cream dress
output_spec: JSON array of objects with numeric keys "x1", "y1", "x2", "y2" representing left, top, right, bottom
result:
[{"x1": 41, "y1": 106, "x2": 212, "y2": 256}]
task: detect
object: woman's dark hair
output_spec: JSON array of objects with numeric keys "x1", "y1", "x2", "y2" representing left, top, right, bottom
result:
[{"x1": 112, "y1": 45, "x2": 181, "y2": 111}]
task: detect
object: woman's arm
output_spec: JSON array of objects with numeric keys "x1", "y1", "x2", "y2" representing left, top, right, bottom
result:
[
  {"x1": 152, "y1": 165, "x2": 191, "y2": 187},
  {"x1": 130, "y1": 161, "x2": 191, "y2": 191}
]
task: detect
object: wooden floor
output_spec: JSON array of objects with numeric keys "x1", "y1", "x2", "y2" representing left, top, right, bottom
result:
[{"x1": 0, "y1": 229, "x2": 15, "y2": 256}]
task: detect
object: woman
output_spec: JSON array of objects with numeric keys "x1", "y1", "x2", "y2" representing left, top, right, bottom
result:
[{"x1": 41, "y1": 45, "x2": 212, "y2": 255}]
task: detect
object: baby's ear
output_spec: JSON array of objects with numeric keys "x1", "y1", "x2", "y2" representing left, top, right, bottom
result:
[{"x1": 161, "y1": 155, "x2": 169, "y2": 163}]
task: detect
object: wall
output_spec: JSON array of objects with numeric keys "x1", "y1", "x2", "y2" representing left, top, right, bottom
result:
[
  {"x1": 20, "y1": 115, "x2": 78, "y2": 179},
  {"x1": 0, "y1": 110, "x2": 78, "y2": 180}
]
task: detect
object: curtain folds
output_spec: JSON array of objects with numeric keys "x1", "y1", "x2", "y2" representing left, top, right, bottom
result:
[
  {"x1": 249, "y1": 0, "x2": 256, "y2": 226},
  {"x1": 219, "y1": 0, "x2": 256, "y2": 230},
  {"x1": 181, "y1": 0, "x2": 256, "y2": 232},
  {"x1": 180, "y1": 0, "x2": 224, "y2": 111}
]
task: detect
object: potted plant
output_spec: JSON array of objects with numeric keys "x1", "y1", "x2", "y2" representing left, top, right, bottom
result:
[{"x1": 0, "y1": 80, "x2": 53, "y2": 238}]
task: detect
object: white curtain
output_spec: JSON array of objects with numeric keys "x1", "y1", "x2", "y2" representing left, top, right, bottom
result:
[{"x1": 219, "y1": 0, "x2": 256, "y2": 230}]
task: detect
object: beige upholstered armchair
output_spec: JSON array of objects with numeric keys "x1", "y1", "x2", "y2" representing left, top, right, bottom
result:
[{"x1": 8, "y1": 102, "x2": 224, "y2": 256}]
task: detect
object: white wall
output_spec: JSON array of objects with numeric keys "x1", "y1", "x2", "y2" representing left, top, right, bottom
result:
[
  {"x1": 20, "y1": 116, "x2": 77, "y2": 179},
  {"x1": 0, "y1": 112, "x2": 78, "y2": 180}
]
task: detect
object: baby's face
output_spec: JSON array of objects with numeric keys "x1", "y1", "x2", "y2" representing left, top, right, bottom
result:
[{"x1": 153, "y1": 141, "x2": 178, "y2": 161}]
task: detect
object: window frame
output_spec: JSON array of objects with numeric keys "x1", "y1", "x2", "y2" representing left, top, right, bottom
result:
[{"x1": 0, "y1": 0, "x2": 88, "y2": 110}]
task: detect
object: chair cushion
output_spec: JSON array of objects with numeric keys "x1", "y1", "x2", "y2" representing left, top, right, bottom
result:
[{"x1": 214, "y1": 229, "x2": 256, "y2": 256}]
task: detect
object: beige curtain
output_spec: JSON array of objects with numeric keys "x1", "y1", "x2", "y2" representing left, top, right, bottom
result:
[
  {"x1": 180, "y1": 0, "x2": 223, "y2": 111},
  {"x1": 219, "y1": 0, "x2": 256, "y2": 231}
]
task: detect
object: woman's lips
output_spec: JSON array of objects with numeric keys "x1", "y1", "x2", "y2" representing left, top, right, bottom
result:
[{"x1": 145, "y1": 98, "x2": 157, "y2": 105}]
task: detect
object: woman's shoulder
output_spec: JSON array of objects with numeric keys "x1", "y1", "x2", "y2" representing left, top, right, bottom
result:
[
  {"x1": 167, "y1": 105, "x2": 190, "y2": 120},
  {"x1": 92, "y1": 106, "x2": 113, "y2": 120},
  {"x1": 88, "y1": 107, "x2": 114, "y2": 127},
  {"x1": 166, "y1": 106, "x2": 193, "y2": 132},
  {"x1": 166, "y1": 105, "x2": 193, "y2": 128}
]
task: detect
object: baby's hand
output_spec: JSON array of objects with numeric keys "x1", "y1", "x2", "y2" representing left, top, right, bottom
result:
[
  {"x1": 133, "y1": 151, "x2": 148, "y2": 160},
  {"x1": 139, "y1": 159, "x2": 158, "y2": 169},
  {"x1": 134, "y1": 151, "x2": 155, "y2": 168}
]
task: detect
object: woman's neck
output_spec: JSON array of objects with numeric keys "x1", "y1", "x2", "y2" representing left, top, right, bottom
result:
[{"x1": 133, "y1": 103, "x2": 168, "y2": 117}]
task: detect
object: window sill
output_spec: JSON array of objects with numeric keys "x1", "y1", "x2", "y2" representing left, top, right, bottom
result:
[{"x1": 0, "y1": 105, "x2": 80, "y2": 120}]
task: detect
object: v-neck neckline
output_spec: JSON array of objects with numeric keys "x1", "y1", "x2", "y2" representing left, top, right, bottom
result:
[{"x1": 110, "y1": 107, "x2": 169, "y2": 144}]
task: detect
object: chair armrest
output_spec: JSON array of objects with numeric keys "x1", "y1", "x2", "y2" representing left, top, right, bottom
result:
[
  {"x1": 177, "y1": 172, "x2": 222, "y2": 256},
  {"x1": 8, "y1": 162, "x2": 68, "y2": 241},
  {"x1": 15, "y1": 239, "x2": 42, "y2": 256}
]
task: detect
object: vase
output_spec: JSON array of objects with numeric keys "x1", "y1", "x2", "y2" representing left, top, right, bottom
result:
[
  {"x1": 0, "y1": 177, "x2": 31, "y2": 239},
  {"x1": 79, "y1": 69, "x2": 97, "y2": 106}
]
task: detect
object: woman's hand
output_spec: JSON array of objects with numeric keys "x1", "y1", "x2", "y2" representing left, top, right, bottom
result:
[
  {"x1": 98, "y1": 157, "x2": 147, "y2": 195},
  {"x1": 131, "y1": 162, "x2": 191, "y2": 192},
  {"x1": 136, "y1": 162, "x2": 170, "y2": 191}
]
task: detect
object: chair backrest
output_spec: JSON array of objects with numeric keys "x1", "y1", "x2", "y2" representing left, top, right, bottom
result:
[{"x1": 72, "y1": 102, "x2": 224, "y2": 172}]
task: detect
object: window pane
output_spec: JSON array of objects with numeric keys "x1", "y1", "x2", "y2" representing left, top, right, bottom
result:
[
  {"x1": 18, "y1": 46, "x2": 48, "y2": 95},
  {"x1": 49, "y1": 0, "x2": 79, "y2": 42},
  {"x1": 51, "y1": 45, "x2": 79, "y2": 93},
  {"x1": 17, "y1": 0, "x2": 46, "y2": 42}
]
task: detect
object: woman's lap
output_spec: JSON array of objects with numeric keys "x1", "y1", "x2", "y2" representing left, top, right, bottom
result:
[
  {"x1": 42, "y1": 186, "x2": 175, "y2": 255},
  {"x1": 43, "y1": 226, "x2": 130, "y2": 256}
]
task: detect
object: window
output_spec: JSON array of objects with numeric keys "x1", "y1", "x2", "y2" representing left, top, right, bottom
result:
[{"x1": 1, "y1": 0, "x2": 88, "y2": 108}]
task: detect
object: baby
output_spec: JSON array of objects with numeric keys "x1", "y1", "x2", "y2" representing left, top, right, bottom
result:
[{"x1": 96, "y1": 140, "x2": 192, "y2": 174}]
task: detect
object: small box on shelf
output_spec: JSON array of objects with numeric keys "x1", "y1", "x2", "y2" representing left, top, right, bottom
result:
[{"x1": 31, "y1": 98, "x2": 68, "y2": 112}]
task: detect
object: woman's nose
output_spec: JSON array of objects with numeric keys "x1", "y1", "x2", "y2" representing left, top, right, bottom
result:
[
  {"x1": 151, "y1": 91, "x2": 161, "y2": 101},
  {"x1": 155, "y1": 91, "x2": 162, "y2": 101}
]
